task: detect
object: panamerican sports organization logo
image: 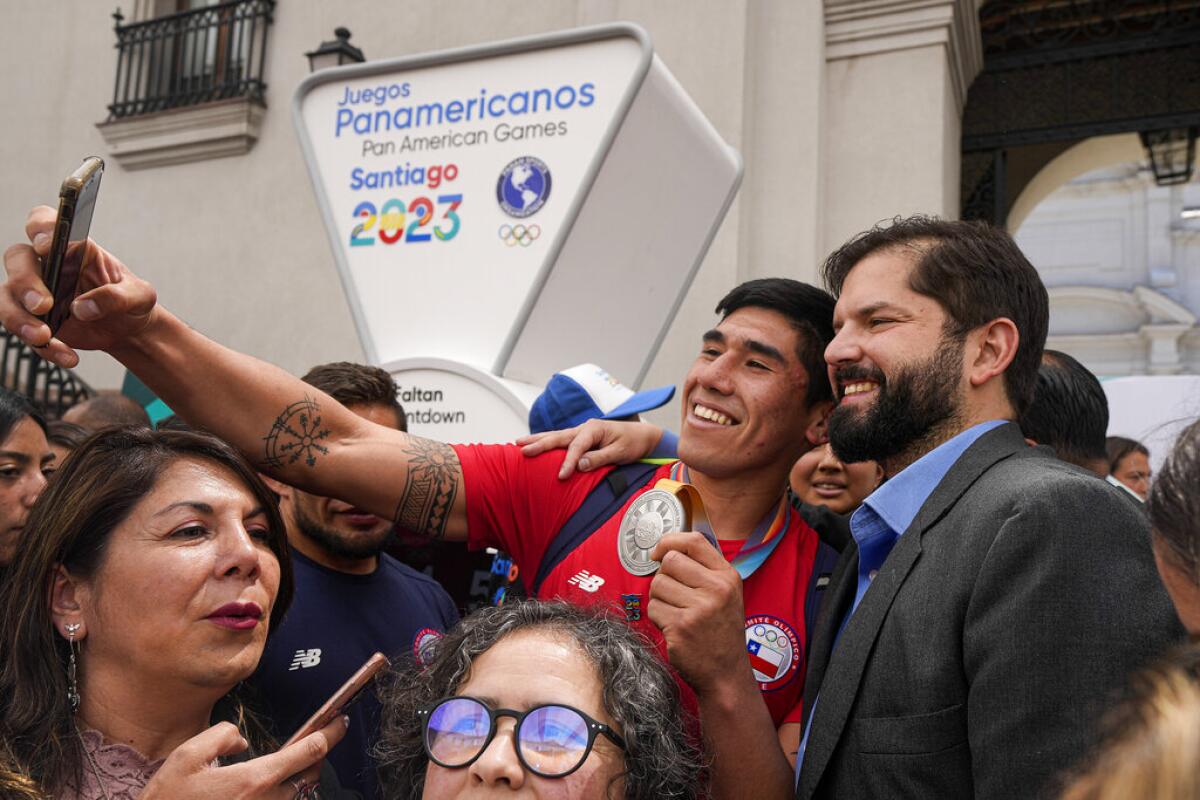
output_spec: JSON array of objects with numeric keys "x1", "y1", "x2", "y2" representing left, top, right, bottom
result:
[
  {"x1": 497, "y1": 156, "x2": 551, "y2": 218},
  {"x1": 745, "y1": 614, "x2": 801, "y2": 691}
]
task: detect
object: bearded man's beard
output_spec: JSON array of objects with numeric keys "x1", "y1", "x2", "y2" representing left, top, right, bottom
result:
[
  {"x1": 294, "y1": 504, "x2": 395, "y2": 561},
  {"x1": 828, "y1": 336, "x2": 965, "y2": 466}
]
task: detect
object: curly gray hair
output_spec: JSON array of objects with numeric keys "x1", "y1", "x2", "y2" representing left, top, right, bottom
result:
[{"x1": 374, "y1": 600, "x2": 706, "y2": 798}]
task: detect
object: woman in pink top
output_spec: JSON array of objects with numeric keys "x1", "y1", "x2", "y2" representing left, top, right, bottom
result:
[{"x1": 0, "y1": 428, "x2": 347, "y2": 799}]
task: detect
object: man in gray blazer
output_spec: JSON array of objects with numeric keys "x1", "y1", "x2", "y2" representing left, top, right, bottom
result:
[{"x1": 792, "y1": 216, "x2": 1183, "y2": 798}]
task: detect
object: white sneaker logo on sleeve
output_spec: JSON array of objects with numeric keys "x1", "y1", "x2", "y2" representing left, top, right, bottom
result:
[{"x1": 567, "y1": 570, "x2": 605, "y2": 593}]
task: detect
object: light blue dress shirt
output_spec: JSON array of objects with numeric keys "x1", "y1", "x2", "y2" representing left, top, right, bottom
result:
[{"x1": 795, "y1": 419, "x2": 1008, "y2": 780}]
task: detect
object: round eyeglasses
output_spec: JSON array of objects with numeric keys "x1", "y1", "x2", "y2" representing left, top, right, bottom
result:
[{"x1": 419, "y1": 696, "x2": 627, "y2": 778}]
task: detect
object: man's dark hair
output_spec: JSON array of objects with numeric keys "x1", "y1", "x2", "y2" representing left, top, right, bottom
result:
[
  {"x1": 62, "y1": 391, "x2": 149, "y2": 431},
  {"x1": 301, "y1": 361, "x2": 407, "y2": 431},
  {"x1": 1019, "y1": 350, "x2": 1109, "y2": 468},
  {"x1": 821, "y1": 215, "x2": 1049, "y2": 415},
  {"x1": 714, "y1": 278, "x2": 836, "y2": 407},
  {"x1": 1107, "y1": 436, "x2": 1149, "y2": 474}
]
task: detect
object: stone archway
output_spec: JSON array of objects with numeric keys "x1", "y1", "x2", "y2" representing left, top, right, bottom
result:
[{"x1": 1006, "y1": 133, "x2": 1143, "y2": 232}]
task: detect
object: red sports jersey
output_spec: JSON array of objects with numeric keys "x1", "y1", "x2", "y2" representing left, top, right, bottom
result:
[{"x1": 454, "y1": 444, "x2": 820, "y2": 727}]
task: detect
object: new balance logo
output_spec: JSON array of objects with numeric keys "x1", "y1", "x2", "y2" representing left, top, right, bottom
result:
[
  {"x1": 567, "y1": 570, "x2": 605, "y2": 593},
  {"x1": 288, "y1": 648, "x2": 322, "y2": 670}
]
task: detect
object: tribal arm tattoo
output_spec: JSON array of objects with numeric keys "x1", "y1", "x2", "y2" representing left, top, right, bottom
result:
[
  {"x1": 393, "y1": 437, "x2": 461, "y2": 540},
  {"x1": 262, "y1": 396, "x2": 331, "y2": 469}
]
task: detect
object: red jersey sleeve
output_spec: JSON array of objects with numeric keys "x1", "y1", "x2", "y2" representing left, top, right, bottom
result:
[{"x1": 452, "y1": 443, "x2": 611, "y2": 579}]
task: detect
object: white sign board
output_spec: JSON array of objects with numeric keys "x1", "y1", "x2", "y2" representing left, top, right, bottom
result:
[
  {"x1": 384, "y1": 357, "x2": 542, "y2": 444},
  {"x1": 293, "y1": 24, "x2": 741, "y2": 441}
]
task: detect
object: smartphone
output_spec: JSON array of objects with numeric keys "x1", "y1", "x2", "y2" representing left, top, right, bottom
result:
[
  {"x1": 283, "y1": 652, "x2": 389, "y2": 747},
  {"x1": 41, "y1": 157, "x2": 104, "y2": 335}
]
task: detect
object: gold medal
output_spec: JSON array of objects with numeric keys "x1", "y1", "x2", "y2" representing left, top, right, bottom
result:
[{"x1": 616, "y1": 479, "x2": 709, "y2": 575}]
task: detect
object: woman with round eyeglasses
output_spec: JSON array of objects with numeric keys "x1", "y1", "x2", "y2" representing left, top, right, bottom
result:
[
  {"x1": 375, "y1": 600, "x2": 705, "y2": 799},
  {"x1": 421, "y1": 697, "x2": 626, "y2": 780}
]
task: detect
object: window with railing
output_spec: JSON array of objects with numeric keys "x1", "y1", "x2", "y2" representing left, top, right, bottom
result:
[
  {"x1": 0, "y1": 328, "x2": 93, "y2": 420},
  {"x1": 108, "y1": 0, "x2": 275, "y2": 120}
]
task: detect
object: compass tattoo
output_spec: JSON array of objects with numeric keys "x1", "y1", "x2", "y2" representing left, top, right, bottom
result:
[
  {"x1": 394, "y1": 438, "x2": 460, "y2": 539},
  {"x1": 262, "y1": 396, "x2": 331, "y2": 469}
]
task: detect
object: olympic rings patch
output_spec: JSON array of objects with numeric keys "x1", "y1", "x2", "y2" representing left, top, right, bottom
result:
[
  {"x1": 745, "y1": 614, "x2": 801, "y2": 691},
  {"x1": 498, "y1": 224, "x2": 541, "y2": 247}
]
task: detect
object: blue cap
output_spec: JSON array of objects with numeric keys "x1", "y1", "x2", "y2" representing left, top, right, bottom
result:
[{"x1": 528, "y1": 363, "x2": 676, "y2": 434}]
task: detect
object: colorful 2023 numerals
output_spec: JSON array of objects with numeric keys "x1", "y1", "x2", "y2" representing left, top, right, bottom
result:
[{"x1": 350, "y1": 194, "x2": 462, "y2": 246}]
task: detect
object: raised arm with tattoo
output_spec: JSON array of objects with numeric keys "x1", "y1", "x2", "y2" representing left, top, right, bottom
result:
[
  {"x1": 1, "y1": 206, "x2": 467, "y2": 541},
  {"x1": 6, "y1": 206, "x2": 841, "y2": 800}
]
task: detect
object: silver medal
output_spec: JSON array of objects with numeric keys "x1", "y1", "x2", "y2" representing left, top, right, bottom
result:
[{"x1": 617, "y1": 489, "x2": 687, "y2": 576}]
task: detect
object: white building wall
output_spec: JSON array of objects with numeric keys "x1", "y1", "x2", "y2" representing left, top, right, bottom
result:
[
  {"x1": 1014, "y1": 164, "x2": 1200, "y2": 377},
  {"x1": 0, "y1": 1, "x2": 980, "y2": 431}
]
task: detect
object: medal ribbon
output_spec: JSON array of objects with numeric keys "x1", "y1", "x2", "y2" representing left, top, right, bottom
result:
[{"x1": 669, "y1": 462, "x2": 789, "y2": 580}]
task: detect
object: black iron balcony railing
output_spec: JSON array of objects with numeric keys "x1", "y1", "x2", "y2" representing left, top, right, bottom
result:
[
  {"x1": 0, "y1": 327, "x2": 93, "y2": 420},
  {"x1": 108, "y1": 0, "x2": 275, "y2": 120}
]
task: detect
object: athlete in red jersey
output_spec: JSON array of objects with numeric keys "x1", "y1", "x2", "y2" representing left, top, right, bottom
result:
[
  {"x1": 0, "y1": 213, "x2": 836, "y2": 800},
  {"x1": 456, "y1": 444, "x2": 821, "y2": 727}
]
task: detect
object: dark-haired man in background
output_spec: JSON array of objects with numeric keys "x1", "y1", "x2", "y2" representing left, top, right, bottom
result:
[
  {"x1": 1018, "y1": 349, "x2": 1110, "y2": 477},
  {"x1": 0, "y1": 212, "x2": 842, "y2": 793},
  {"x1": 248, "y1": 361, "x2": 457, "y2": 800},
  {"x1": 789, "y1": 217, "x2": 1181, "y2": 799},
  {"x1": 62, "y1": 389, "x2": 150, "y2": 430}
]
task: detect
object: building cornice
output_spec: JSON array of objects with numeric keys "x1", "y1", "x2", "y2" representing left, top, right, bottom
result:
[
  {"x1": 95, "y1": 98, "x2": 265, "y2": 171},
  {"x1": 824, "y1": 0, "x2": 982, "y2": 112}
]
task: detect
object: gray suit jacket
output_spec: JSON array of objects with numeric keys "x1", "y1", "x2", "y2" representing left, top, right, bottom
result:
[{"x1": 795, "y1": 423, "x2": 1183, "y2": 799}]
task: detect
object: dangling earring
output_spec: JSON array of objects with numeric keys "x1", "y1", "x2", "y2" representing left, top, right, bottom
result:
[{"x1": 65, "y1": 623, "x2": 81, "y2": 714}]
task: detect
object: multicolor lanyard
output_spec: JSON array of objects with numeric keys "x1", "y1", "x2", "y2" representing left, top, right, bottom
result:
[{"x1": 670, "y1": 462, "x2": 790, "y2": 579}]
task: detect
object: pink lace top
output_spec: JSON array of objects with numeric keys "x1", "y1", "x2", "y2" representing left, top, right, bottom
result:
[{"x1": 61, "y1": 729, "x2": 165, "y2": 800}]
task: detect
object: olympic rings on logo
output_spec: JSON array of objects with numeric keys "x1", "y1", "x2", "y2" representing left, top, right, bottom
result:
[{"x1": 498, "y1": 224, "x2": 541, "y2": 247}]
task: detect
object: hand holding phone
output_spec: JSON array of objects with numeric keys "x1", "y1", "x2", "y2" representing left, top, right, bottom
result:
[
  {"x1": 42, "y1": 157, "x2": 104, "y2": 335},
  {"x1": 139, "y1": 716, "x2": 349, "y2": 800},
  {"x1": 283, "y1": 652, "x2": 389, "y2": 748}
]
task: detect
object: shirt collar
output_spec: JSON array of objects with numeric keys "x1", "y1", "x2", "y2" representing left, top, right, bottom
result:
[{"x1": 853, "y1": 419, "x2": 1009, "y2": 540}]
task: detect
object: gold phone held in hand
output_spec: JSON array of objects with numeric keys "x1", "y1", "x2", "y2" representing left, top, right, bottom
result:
[
  {"x1": 41, "y1": 157, "x2": 104, "y2": 335},
  {"x1": 282, "y1": 652, "x2": 390, "y2": 748}
]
